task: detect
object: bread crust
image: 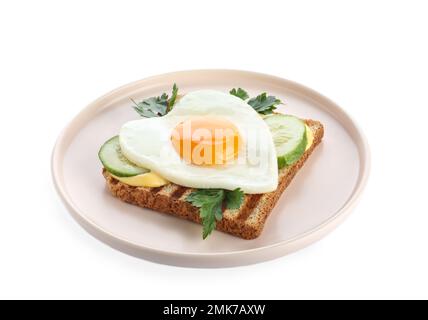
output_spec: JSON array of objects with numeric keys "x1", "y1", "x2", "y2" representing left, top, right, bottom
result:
[{"x1": 103, "y1": 119, "x2": 324, "y2": 239}]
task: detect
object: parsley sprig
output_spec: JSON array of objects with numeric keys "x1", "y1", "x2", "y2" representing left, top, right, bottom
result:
[
  {"x1": 248, "y1": 93, "x2": 281, "y2": 114},
  {"x1": 186, "y1": 188, "x2": 244, "y2": 239},
  {"x1": 132, "y1": 83, "x2": 178, "y2": 117},
  {"x1": 230, "y1": 88, "x2": 282, "y2": 115},
  {"x1": 229, "y1": 88, "x2": 249, "y2": 100},
  {"x1": 168, "y1": 83, "x2": 178, "y2": 111}
]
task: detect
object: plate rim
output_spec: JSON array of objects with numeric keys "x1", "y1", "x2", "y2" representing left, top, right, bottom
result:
[{"x1": 51, "y1": 69, "x2": 370, "y2": 266}]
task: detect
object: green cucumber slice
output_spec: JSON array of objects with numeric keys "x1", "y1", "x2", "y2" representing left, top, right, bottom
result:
[
  {"x1": 264, "y1": 114, "x2": 307, "y2": 169},
  {"x1": 98, "y1": 136, "x2": 149, "y2": 177}
]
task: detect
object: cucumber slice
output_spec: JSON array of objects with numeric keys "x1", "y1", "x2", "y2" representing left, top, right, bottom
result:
[
  {"x1": 264, "y1": 114, "x2": 307, "y2": 169},
  {"x1": 98, "y1": 136, "x2": 149, "y2": 177}
]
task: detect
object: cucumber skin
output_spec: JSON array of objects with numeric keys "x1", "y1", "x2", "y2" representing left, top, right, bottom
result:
[
  {"x1": 277, "y1": 125, "x2": 308, "y2": 169},
  {"x1": 98, "y1": 136, "x2": 148, "y2": 178}
]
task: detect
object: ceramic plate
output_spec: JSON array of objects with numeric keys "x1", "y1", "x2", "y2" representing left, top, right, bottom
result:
[{"x1": 52, "y1": 70, "x2": 370, "y2": 267}]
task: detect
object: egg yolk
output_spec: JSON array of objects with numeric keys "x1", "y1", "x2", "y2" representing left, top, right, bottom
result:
[{"x1": 171, "y1": 117, "x2": 242, "y2": 166}]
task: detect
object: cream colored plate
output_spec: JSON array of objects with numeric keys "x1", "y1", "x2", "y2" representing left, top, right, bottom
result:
[{"x1": 52, "y1": 70, "x2": 370, "y2": 267}]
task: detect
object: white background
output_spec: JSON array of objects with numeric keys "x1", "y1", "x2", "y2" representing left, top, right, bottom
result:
[{"x1": 1, "y1": 0, "x2": 427, "y2": 299}]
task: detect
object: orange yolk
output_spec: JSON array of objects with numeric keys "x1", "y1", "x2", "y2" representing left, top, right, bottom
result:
[{"x1": 171, "y1": 117, "x2": 242, "y2": 166}]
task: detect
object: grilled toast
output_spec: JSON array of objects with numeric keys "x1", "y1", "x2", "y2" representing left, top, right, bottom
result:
[{"x1": 103, "y1": 119, "x2": 324, "y2": 239}]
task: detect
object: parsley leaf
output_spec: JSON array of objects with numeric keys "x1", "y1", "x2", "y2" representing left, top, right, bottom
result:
[
  {"x1": 132, "y1": 96, "x2": 167, "y2": 117},
  {"x1": 186, "y1": 189, "x2": 225, "y2": 239},
  {"x1": 247, "y1": 92, "x2": 281, "y2": 115},
  {"x1": 230, "y1": 88, "x2": 249, "y2": 100},
  {"x1": 230, "y1": 88, "x2": 283, "y2": 114},
  {"x1": 186, "y1": 188, "x2": 245, "y2": 239},
  {"x1": 168, "y1": 83, "x2": 178, "y2": 111},
  {"x1": 225, "y1": 188, "x2": 244, "y2": 210},
  {"x1": 131, "y1": 83, "x2": 178, "y2": 117}
]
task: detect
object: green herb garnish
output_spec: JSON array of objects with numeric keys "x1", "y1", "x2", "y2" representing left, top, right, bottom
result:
[
  {"x1": 167, "y1": 83, "x2": 178, "y2": 112},
  {"x1": 247, "y1": 92, "x2": 281, "y2": 115},
  {"x1": 229, "y1": 88, "x2": 249, "y2": 100},
  {"x1": 230, "y1": 88, "x2": 282, "y2": 114},
  {"x1": 132, "y1": 83, "x2": 178, "y2": 117},
  {"x1": 186, "y1": 188, "x2": 244, "y2": 239}
]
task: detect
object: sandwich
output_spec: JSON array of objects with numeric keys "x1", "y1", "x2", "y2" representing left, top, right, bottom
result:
[{"x1": 99, "y1": 85, "x2": 324, "y2": 239}]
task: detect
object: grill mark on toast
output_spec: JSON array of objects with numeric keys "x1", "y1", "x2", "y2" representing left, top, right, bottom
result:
[
  {"x1": 151, "y1": 186, "x2": 164, "y2": 194},
  {"x1": 171, "y1": 186, "x2": 188, "y2": 199},
  {"x1": 237, "y1": 194, "x2": 263, "y2": 221},
  {"x1": 221, "y1": 201, "x2": 227, "y2": 213},
  {"x1": 110, "y1": 177, "x2": 119, "y2": 185}
]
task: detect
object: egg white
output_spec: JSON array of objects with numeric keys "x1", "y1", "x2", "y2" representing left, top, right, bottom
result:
[{"x1": 119, "y1": 90, "x2": 278, "y2": 194}]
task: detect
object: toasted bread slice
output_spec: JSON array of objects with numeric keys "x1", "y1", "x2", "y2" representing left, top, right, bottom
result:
[{"x1": 103, "y1": 119, "x2": 324, "y2": 239}]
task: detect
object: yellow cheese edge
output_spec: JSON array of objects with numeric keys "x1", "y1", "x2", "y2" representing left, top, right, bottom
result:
[
  {"x1": 111, "y1": 171, "x2": 169, "y2": 187},
  {"x1": 305, "y1": 125, "x2": 314, "y2": 151}
]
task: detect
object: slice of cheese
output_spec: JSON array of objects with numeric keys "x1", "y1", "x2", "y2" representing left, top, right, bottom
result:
[
  {"x1": 111, "y1": 171, "x2": 169, "y2": 187},
  {"x1": 305, "y1": 125, "x2": 314, "y2": 151}
]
